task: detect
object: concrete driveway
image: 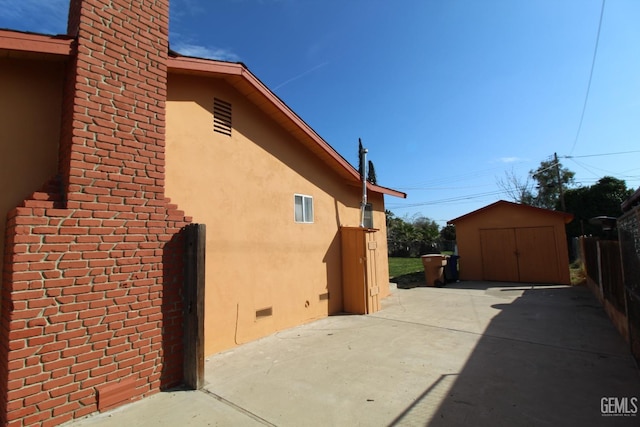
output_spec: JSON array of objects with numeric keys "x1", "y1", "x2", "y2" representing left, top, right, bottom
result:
[{"x1": 69, "y1": 282, "x2": 640, "y2": 426}]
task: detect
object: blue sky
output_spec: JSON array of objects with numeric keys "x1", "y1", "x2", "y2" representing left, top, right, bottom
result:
[{"x1": 2, "y1": 0, "x2": 639, "y2": 226}]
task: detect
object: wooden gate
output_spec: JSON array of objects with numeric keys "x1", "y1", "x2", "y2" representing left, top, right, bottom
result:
[{"x1": 480, "y1": 226, "x2": 560, "y2": 283}]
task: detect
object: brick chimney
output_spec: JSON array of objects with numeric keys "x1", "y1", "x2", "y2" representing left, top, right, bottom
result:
[{"x1": 0, "y1": 0, "x2": 191, "y2": 425}]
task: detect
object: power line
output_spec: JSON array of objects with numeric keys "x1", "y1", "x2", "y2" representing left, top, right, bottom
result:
[
  {"x1": 569, "y1": 0, "x2": 606, "y2": 155},
  {"x1": 397, "y1": 183, "x2": 495, "y2": 191},
  {"x1": 388, "y1": 161, "x2": 530, "y2": 189},
  {"x1": 387, "y1": 189, "x2": 506, "y2": 209},
  {"x1": 567, "y1": 157, "x2": 640, "y2": 182},
  {"x1": 562, "y1": 149, "x2": 640, "y2": 159}
]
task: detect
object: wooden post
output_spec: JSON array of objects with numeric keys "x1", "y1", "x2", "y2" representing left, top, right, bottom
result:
[{"x1": 183, "y1": 224, "x2": 206, "y2": 389}]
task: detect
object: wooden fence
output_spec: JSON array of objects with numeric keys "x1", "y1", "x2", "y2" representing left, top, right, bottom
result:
[
  {"x1": 580, "y1": 237, "x2": 628, "y2": 344},
  {"x1": 581, "y1": 204, "x2": 640, "y2": 364},
  {"x1": 618, "y1": 206, "x2": 640, "y2": 364}
]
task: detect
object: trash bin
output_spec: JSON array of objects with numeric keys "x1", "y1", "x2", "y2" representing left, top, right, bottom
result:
[
  {"x1": 421, "y1": 254, "x2": 448, "y2": 287},
  {"x1": 445, "y1": 255, "x2": 460, "y2": 282}
]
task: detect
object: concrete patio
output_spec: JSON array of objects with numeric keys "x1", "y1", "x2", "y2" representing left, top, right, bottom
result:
[{"x1": 67, "y1": 282, "x2": 640, "y2": 426}]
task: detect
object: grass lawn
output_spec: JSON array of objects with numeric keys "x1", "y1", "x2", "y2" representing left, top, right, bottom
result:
[
  {"x1": 389, "y1": 257, "x2": 423, "y2": 278},
  {"x1": 389, "y1": 257, "x2": 426, "y2": 288}
]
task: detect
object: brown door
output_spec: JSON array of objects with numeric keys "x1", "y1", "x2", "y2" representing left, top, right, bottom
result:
[
  {"x1": 341, "y1": 227, "x2": 380, "y2": 314},
  {"x1": 515, "y1": 226, "x2": 559, "y2": 283},
  {"x1": 341, "y1": 227, "x2": 367, "y2": 314},
  {"x1": 480, "y1": 228, "x2": 519, "y2": 282}
]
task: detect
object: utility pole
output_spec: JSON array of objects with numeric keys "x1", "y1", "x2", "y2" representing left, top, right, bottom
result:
[{"x1": 554, "y1": 152, "x2": 566, "y2": 211}]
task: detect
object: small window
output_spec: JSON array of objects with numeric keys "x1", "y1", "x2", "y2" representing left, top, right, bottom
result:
[
  {"x1": 213, "y1": 98, "x2": 232, "y2": 136},
  {"x1": 294, "y1": 194, "x2": 313, "y2": 223}
]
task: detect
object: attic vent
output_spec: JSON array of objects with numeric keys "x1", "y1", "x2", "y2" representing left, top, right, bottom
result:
[{"x1": 213, "y1": 98, "x2": 232, "y2": 136}]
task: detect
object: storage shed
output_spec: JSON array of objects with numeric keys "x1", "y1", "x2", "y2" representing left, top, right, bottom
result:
[{"x1": 449, "y1": 200, "x2": 573, "y2": 284}]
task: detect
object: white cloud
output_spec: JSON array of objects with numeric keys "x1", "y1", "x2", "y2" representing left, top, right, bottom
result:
[
  {"x1": 171, "y1": 42, "x2": 241, "y2": 62},
  {"x1": 499, "y1": 157, "x2": 523, "y2": 163},
  {"x1": 169, "y1": 0, "x2": 205, "y2": 22}
]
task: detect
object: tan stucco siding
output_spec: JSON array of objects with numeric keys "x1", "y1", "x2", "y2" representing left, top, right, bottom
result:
[
  {"x1": 166, "y1": 74, "x2": 389, "y2": 355},
  {"x1": 0, "y1": 57, "x2": 64, "y2": 289}
]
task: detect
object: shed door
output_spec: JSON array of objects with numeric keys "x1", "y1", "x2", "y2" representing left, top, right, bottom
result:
[
  {"x1": 480, "y1": 228, "x2": 519, "y2": 282},
  {"x1": 515, "y1": 226, "x2": 559, "y2": 283},
  {"x1": 480, "y1": 226, "x2": 560, "y2": 284}
]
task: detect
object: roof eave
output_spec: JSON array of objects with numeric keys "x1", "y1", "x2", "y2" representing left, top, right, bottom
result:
[
  {"x1": 0, "y1": 29, "x2": 73, "y2": 57},
  {"x1": 367, "y1": 182, "x2": 407, "y2": 199}
]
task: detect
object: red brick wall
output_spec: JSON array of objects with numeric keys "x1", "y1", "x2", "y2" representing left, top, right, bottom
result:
[{"x1": 0, "y1": 1, "x2": 192, "y2": 426}]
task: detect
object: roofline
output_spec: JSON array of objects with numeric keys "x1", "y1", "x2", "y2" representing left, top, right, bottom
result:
[
  {"x1": 0, "y1": 29, "x2": 73, "y2": 56},
  {"x1": 167, "y1": 55, "x2": 406, "y2": 199},
  {"x1": 448, "y1": 200, "x2": 574, "y2": 224}
]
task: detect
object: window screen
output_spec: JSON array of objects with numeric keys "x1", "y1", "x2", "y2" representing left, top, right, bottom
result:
[{"x1": 294, "y1": 194, "x2": 313, "y2": 223}]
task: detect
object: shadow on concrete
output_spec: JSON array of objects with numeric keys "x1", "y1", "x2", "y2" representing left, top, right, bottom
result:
[
  {"x1": 440, "y1": 280, "x2": 563, "y2": 291},
  {"x1": 393, "y1": 272, "x2": 426, "y2": 289},
  {"x1": 387, "y1": 374, "x2": 459, "y2": 426},
  {"x1": 394, "y1": 277, "x2": 562, "y2": 291},
  {"x1": 389, "y1": 283, "x2": 640, "y2": 426}
]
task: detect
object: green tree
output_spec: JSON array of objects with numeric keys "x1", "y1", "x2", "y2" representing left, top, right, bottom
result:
[
  {"x1": 413, "y1": 216, "x2": 440, "y2": 254},
  {"x1": 529, "y1": 159, "x2": 575, "y2": 209},
  {"x1": 358, "y1": 138, "x2": 365, "y2": 178},
  {"x1": 386, "y1": 215, "x2": 417, "y2": 257},
  {"x1": 385, "y1": 209, "x2": 395, "y2": 227},
  {"x1": 564, "y1": 176, "x2": 634, "y2": 238},
  {"x1": 367, "y1": 160, "x2": 377, "y2": 184},
  {"x1": 440, "y1": 224, "x2": 456, "y2": 241},
  {"x1": 413, "y1": 217, "x2": 439, "y2": 242},
  {"x1": 386, "y1": 211, "x2": 442, "y2": 256}
]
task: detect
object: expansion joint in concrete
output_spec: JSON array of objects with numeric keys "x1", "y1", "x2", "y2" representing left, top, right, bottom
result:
[{"x1": 199, "y1": 389, "x2": 277, "y2": 426}]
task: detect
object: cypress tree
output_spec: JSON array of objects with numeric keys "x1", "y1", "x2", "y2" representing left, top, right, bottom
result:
[
  {"x1": 367, "y1": 160, "x2": 377, "y2": 184},
  {"x1": 358, "y1": 138, "x2": 365, "y2": 178}
]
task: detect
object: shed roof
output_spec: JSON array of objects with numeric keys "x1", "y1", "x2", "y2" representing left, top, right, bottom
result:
[{"x1": 448, "y1": 200, "x2": 574, "y2": 225}]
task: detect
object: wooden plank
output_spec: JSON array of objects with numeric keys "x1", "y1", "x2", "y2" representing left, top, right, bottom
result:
[
  {"x1": 183, "y1": 223, "x2": 206, "y2": 390},
  {"x1": 480, "y1": 228, "x2": 519, "y2": 282},
  {"x1": 365, "y1": 230, "x2": 380, "y2": 313},
  {"x1": 516, "y1": 226, "x2": 559, "y2": 284}
]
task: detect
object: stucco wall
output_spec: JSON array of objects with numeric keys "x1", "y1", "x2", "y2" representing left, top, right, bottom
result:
[
  {"x1": 0, "y1": 57, "x2": 64, "y2": 289},
  {"x1": 166, "y1": 74, "x2": 389, "y2": 355},
  {"x1": 454, "y1": 203, "x2": 571, "y2": 284}
]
